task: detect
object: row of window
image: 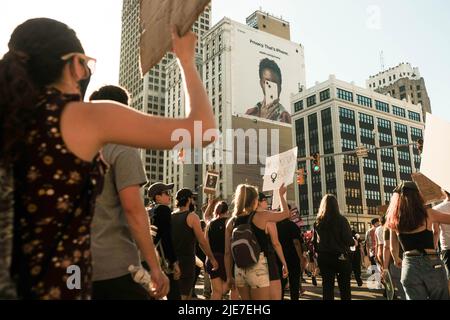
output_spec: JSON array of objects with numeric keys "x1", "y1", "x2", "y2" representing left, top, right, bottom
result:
[
  {"x1": 382, "y1": 162, "x2": 396, "y2": 172},
  {"x1": 398, "y1": 151, "x2": 411, "y2": 161},
  {"x1": 384, "y1": 177, "x2": 397, "y2": 187},
  {"x1": 411, "y1": 127, "x2": 423, "y2": 138},
  {"x1": 364, "y1": 158, "x2": 377, "y2": 169},
  {"x1": 365, "y1": 174, "x2": 379, "y2": 185},
  {"x1": 399, "y1": 165, "x2": 412, "y2": 174},
  {"x1": 345, "y1": 171, "x2": 360, "y2": 181},
  {"x1": 392, "y1": 106, "x2": 406, "y2": 118},
  {"x1": 346, "y1": 188, "x2": 361, "y2": 198},
  {"x1": 360, "y1": 113, "x2": 374, "y2": 125},
  {"x1": 378, "y1": 118, "x2": 391, "y2": 129},
  {"x1": 379, "y1": 133, "x2": 393, "y2": 143},
  {"x1": 360, "y1": 128, "x2": 375, "y2": 139},
  {"x1": 365, "y1": 190, "x2": 381, "y2": 201},
  {"x1": 339, "y1": 107, "x2": 355, "y2": 119},
  {"x1": 342, "y1": 139, "x2": 357, "y2": 150},
  {"x1": 337, "y1": 88, "x2": 354, "y2": 102},
  {"x1": 341, "y1": 123, "x2": 356, "y2": 135},
  {"x1": 380, "y1": 148, "x2": 394, "y2": 157},
  {"x1": 357, "y1": 94, "x2": 372, "y2": 108},
  {"x1": 395, "y1": 123, "x2": 408, "y2": 134}
]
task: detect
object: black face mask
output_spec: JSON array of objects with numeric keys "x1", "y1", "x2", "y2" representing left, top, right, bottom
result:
[{"x1": 78, "y1": 72, "x2": 91, "y2": 100}]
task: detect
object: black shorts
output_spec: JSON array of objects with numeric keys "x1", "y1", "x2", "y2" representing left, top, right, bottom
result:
[
  {"x1": 178, "y1": 256, "x2": 196, "y2": 296},
  {"x1": 206, "y1": 253, "x2": 226, "y2": 282},
  {"x1": 267, "y1": 251, "x2": 280, "y2": 281},
  {"x1": 92, "y1": 274, "x2": 151, "y2": 300}
]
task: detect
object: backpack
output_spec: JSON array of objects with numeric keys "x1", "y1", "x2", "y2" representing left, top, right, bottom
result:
[{"x1": 231, "y1": 212, "x2": 261, "y2": 269}]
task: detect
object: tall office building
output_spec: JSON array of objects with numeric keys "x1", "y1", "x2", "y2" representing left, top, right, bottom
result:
[
  {"x1": 119, "y1": 0, "x2": 211, "y2": 196},
  {"x1": 367, "y1": 63, "x2": 431, "y2": 120},
  {"x1": 191, "y1": 16, "x2": 305, "y2": 204},
  {"x1": 292, "y1": 75, "x2": 425, "y2": 232}
]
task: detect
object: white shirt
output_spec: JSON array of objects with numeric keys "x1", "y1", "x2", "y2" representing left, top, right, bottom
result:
[
  {"x1": 375, "y1": 226, "x2": 385, "y2": 246},
  {"x1": 433, "y1": 200, "x2": 450, "y2": 250}
]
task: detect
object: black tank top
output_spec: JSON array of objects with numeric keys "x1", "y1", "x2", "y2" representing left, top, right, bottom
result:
[
  {"x1": 171, "y1": 211, "x2": 196, "y2": 258},
  {"x1": 398, "y1": 220, "x2": 434, "y2": 252},
  {"x1": 207, "y1": 217, "x2": 227, "y2": 254},
  {"x1": 234, "y1": 213, "x2": 269, "y2": 256}
]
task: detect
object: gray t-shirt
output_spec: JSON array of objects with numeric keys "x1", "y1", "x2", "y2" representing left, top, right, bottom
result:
[{"x1": 91, "y1": 144, "x2": 147, "y2": 281}]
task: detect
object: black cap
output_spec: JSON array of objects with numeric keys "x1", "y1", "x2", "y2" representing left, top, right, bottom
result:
[
  {"x1": 258, "y1": 192, "x2": 272, "y2": 201},
  {"x1": 176, "y1": 188, "x2": 195, "y2": 201},
  {"x1": 147, "y1": 182, "x2": 174, "y2": 199}
]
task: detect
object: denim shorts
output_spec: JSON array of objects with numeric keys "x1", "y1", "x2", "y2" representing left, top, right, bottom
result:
[
  {"x1": 235, "y1": 253, "x2": 270, "y2": 289},
  {"x1": 401, "y1": 254, "x2": 449, "y2": 300}
]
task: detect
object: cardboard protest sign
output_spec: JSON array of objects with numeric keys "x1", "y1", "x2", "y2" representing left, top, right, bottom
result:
[
  {"x1": 411, "y1": 172, "x2": 445, "y2": 205},
  {"x1": 139, "y1": 0, "x2": 210, "y2": 75}
]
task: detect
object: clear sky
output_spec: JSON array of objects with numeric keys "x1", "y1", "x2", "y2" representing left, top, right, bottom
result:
[{"x1": 1, "y1": 0, "x2": 449, "y2": 121}]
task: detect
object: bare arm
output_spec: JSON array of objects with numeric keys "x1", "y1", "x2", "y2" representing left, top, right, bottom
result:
[
  {"x1": 189, "y1": 214, "x2": 216, "y2": 263},
  {"x1": 383, "y1": 241, "x2": 391, "y2": 271},
  {"x1": 224, "y1": 218, "x2": 234, "y2": 285},
  {"x1": 389, "y1": 230, "x2": 402, "y2": 267},
  {"x1": 120, "y1": 186, "x2": 160, "y2": 272},
  {"x1": 432, "y1": 222, "x2": 440, "y2": 250},
  {"x1": 429, "y1": 208, "x2": 450, "y2": 226},
  {"x1": 267, "y1": 223, "x2": 288, "y2": 276},
  {"x1": 204, "y1": 198, "x2": 218, "y2": 224},
  {"x1": 119, "y1": 186, "x2": 170, "y2": 297},
  {"x1": 61, "y1": 31, "x2": 216, "y2": 162}
]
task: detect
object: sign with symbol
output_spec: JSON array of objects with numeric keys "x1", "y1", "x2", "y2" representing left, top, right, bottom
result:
[{"x1": 263, "y1": 147, "x2": 298, "y2": 192}]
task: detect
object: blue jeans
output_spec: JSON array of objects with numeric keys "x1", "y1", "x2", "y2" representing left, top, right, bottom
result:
[{"x1": 401, "y1": 255, "x2": 449, "y2": 300}]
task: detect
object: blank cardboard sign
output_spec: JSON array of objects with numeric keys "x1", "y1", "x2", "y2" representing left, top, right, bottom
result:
[
  {"x1": 139, "y1": 0, "x2": 210, "y2": 75},
  {"x1": 411, "y1": 172, "x2": 445, "y2": 205}
]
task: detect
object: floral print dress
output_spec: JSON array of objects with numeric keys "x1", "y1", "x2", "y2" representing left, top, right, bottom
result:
[{"x1": 11, "y1": 88, "x2": 105, "y2": 299}]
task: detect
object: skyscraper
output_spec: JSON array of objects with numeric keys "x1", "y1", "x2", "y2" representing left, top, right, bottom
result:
[
  {"x1": 119, "y1": 0, "x2": 211, "y2": 194},
  {"x1": 367, "y1": 63, "x2": 431, "y2": 120}
]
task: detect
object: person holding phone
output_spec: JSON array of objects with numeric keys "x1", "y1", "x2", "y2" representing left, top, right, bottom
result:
[{"x1": 245, "y1": 58, "x2": 291, "y2": 124}]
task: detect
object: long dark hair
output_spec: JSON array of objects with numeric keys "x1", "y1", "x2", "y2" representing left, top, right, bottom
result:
[
  {"x1": 0, "y1": 18, "x2": 84, "y2": 164},
  {"x1": 315, "y1": 194, "x2": 341, "y2": 229},
  {"x1": 386, "y1": 188, "x2": 428, "y2": 233}
]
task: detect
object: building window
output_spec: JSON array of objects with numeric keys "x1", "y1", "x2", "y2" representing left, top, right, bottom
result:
[
  {"x1": 400, "y1": 85, "x2": 406, "y2": 92},
  {"x1": 359, "y1": 113, "x2": 374, "y2": 125},
  {"x1": 294, "y1": 100, "x2": 304, "y2": 112},
  {"x1": 411, "y1": 127, "x2": 423, "y2": 138},
  {"x1": 375, "y1": 100, "x2": 390, "y2": 113},
  {"x1": 357, "y1": 95, "x2": 372, "y2": 108},
  {"x1": 394, "y1": 123, "x2": 408, "y2": 134},
  {"x1": 307, "y1": 95, "x2": 317, "y2": 107},
  {"x1": 392, "y1": 106, "x2": 406, "y2": 118},
  {"x1": 408, "y1": 111, "x2": 421, "y2": 122},
  {"x1": 320, "y1": 89, "x2": 330, "y2": 102},
  {"x1": 377, "y1": 118, "x2": 391, "y2": 129},
  {"x1": 337, "y1": 88, "x2": 353, "y2": 102},
  {"x1": 339, "y1": 107, "x2": 355, "y2": 119}
]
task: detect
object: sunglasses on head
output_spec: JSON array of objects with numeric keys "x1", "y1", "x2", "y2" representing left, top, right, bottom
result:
[{"x1": 61, "y1": 52, "x2": 96, "y2": 77}]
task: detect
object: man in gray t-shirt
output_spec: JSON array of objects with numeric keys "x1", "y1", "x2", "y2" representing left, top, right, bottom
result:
[{"x1": 90, "y1": 86, "x2": 168, "y2": 300}]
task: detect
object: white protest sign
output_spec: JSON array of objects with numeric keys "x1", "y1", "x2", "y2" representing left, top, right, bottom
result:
[
  {"x1": 420, "y1": 113, "x2": 450, "y2": 194},
  {"x1": 262, "y1": 147, "x2": 298, "y2": 192}
]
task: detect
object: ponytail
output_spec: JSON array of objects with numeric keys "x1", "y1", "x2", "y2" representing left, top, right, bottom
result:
[{"x1": 0, "y1": 51, "x2": 38, "y2": 164}]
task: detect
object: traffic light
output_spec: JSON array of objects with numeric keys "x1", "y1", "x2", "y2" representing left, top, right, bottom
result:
[
  {"x1": 417, "y1": 139, "x2": 424, "y2": 155},
  {"x1": 297, "y1": 168, "x2": 305, "y2": 185},
  {"x1": 312, "y1": 152, "x2": 321, "y2": 173}
]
